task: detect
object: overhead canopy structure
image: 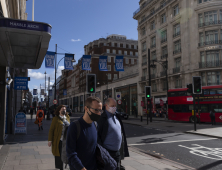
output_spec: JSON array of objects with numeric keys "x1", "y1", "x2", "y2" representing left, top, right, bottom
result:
[{"x1": 0, "y1": 18, "x2": 52, "y2": 69}]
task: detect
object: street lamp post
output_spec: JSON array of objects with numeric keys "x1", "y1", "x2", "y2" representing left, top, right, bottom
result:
[{"x1": 44, "y1": 71, "x2": 46, "y2": 104}]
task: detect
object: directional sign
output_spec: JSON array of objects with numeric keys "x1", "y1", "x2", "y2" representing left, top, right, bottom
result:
[
  {"x1": 14, "y1": 77, "x2": 28, "y2": 90},
  {"x1": 118, "y1": 100, "x2": 122, "y2": 105},
  {"x1": 53, "y1": 99, "x2": 58, "y2": 105}
]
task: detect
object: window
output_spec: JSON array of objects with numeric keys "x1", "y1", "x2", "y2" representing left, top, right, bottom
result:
[
  {"x1": 220, "y1": 10, "x2": 222, "y2": 20},
  {"x1": 205, "y1": 30, "x2": 218, "y2": 44},
  {"x1": 151, "y1": 20, "x2": 155, "y2": 30},
  {"x1": 174, "y1": 24, "x2": 180, "y2": 35},
  {"x1": 199, "y1": 32, "x2": 204, "y2": 45},
  {"x1": 114, "y1": 65, "x2": 116, "y2": 71},
  {"x1": 142, "y1": 55, "x2": 147, "y2": 63},
  {"x1": 135, "y1": 52, "x2": 138, "y2": 56},
  {"x1": 151, "y1": 37, "x2": 156, "y2": 46},
  {"x1": 161, "y1": 30, "x2": 167, "y2": 42},
  {"x1": 160, "y1": 0, "x2": 166, "y2": 7},
  {"x1": 199, "y1": 0, "x2": 212, "y2": 4},
  {"x1": 108, "y1": 56, "x2": 111, "y2": 62},
  {"x1": 118, "y1": 50, "x2": 122, "y2": 55},
  {"x1": 151, "y1": 51, "x2": 156, "y2": 60},
  {"x1": 117, "y1": 43, "x2": 120, "y2": 47},
  {"x1": 150, "y1": 8, "x2": 155, "y2": 15},
  {"x1": 113, "y1": 49, "x2": 116, "y2": 54},
  {"x1": 199, "y1": 14, "x2": 203, "y2": 26},
  {"x1": 175, "y1": 77, "x2": 182, "y2": 88},
  {"x1": 142, "y1": 68, "x2": 147, "y2": 77},
  {"x1": 107, "y1": 65, "x2": 111, "y2": 71},
  {"x1": 142, "y1": 27, "x2": 146, "y2": 36},
  {"x1": 107, "y1": 49, "x2": 110, "y2": 53},
  {"x1": 152, "y1": 68, "x2": 157, "y2": 75},
  {"x1": 206, "y1": 50, "x2": 219, "y2": 65},
  {"x1": 134, "y1": 45, "x2": 137, "y2": 49},
  {"x1": 175, "y1": 58, "x2": 181, "y2": 68},
  {"x1": 173, "y1": 5, "x2": 179, "y2": 16},
  {"x1": 152, "y1": 83, "x2": 157, "y2": 91},
  {"x1": 161, "y1": 13, "x2": 166, "y2": 24},
  {"x1": 142, "y1": 42, "x2": 146, "y2": 52},
  {"x1": 204, "y1": 11, "x2": 217, "y2": 24},
  {"x1": 131, "y1": 59, "x2": 134, "y2": 64},
  {"x1": 104, "y1": 43, "x2": 106, "y2": 46},
  {"x1": 111, "y1": 42, "x2": 114, "y2": 47},
  {"x1": 124, "y1": 51, "x2": 127, "y2": 55},
  {"x1": 125, "y1": 58, "x2": 129, "y2": 64},
  {"x1": 200, "y1": 52, "x2": 205, "y2": 63},
  {"x1": 207, "y1": 71, "x2": 220, "y2": 85},
  {"x1": 162, "y1": 46, "x2": 167, "y2": 56},
  {"x1": 174, "y1": 40, "x2": 181, "y2": 51},
  {"x1": 114, "y1": 74, "x2": 118, "y2": 80},
  {"x1": 108, "y1": 74, "x2": 111, "y2": 80},
  {"x1": 130, "y1": 51, "x2": 133, "y2": 56},
  {"x1": 141, "y1": 15, "x2": 145, "y2": 22}
]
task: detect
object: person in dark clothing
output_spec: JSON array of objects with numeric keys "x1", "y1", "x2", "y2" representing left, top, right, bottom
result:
[
  {"x1": 97, "y1": 98, "x2": 129, "y2": 170},
  {"x1": 210, "y1": 109, "x2": 216, "y2": 125},
  {"x1": 30, "y1": 108, "x2": 33, "y2": 119},
  {"x1": 66, "y1": 97, "x2": 103, "y2": 170}
]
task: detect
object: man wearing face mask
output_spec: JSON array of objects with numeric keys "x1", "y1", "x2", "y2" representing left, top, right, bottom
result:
[
  {"x1": 66, "y1": 96, "x2": 102, "y2": 170},
  {"x1": 97, "y1": 98, "x2": 129, "y2": 170}
]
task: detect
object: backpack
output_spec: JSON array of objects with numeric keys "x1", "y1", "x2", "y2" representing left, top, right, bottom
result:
[
  {"x1": 38, "y1": 111, "x2": 43, "y2": 118},
  {"x1": 61, "y1": 120, "x2": 97, "y2": 166}
]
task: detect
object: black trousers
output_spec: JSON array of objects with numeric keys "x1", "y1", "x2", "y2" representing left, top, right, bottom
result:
[
  {"x1": 106, "y1": 149, "x2": 121, "y2": 170},
  {"x1": 55, "y1": 140, "x2": 63, "y2": 170},
  {"x1": 211, "y1": 116, "x2": 216, "y2": 125}
]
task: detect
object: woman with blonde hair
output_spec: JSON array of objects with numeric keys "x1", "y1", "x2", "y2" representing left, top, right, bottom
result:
[{"x1": 48, "y1": 105, "x2": 70, "y2": 170}]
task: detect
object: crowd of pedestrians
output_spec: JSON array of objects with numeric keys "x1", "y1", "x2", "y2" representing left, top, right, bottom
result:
[{"x1": 48, "y1": 96, "x2": 128, "y2": 170}]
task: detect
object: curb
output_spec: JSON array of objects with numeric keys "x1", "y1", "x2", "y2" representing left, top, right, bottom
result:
[
  {"x1": 128, "y1": 146, "x2": 196, "y2": 170},
  {"x1": 185, "y1": 131, "x2": 222, "y2": 139}
]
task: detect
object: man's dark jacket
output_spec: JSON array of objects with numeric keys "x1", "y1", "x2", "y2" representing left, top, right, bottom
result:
[{"x1": 97, "y1": 111, "x2": 129, "y2": 159}]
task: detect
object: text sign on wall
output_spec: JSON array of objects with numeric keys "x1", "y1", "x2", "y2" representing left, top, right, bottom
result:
[
  {"x1": 15, "y1": 112, "x2": 27, "y2": 134},
  {"x1": 14, "y1": 77, "x2": 28, "y2": 90}
]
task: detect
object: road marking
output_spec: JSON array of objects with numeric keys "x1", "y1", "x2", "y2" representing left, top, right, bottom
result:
[
  {"x1": 179, "y1": 144, "x2": 222, "y2": 160},
  {"x1": 128, "y1": 138, "x2": 217, "y2": 146}
]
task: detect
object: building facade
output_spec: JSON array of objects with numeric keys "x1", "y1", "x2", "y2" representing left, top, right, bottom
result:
[{"x1": 133, "y1": 0, "x2": 222, "y2": 116}]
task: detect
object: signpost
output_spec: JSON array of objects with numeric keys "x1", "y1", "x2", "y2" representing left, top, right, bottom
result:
[
  {"x1": 116, "y1": 92, "x2": 121, "y2": 100},
  {"x1": 14, "y1": 112, "x2": 27, "y2": 134},
  {"x1": 117, "y1": 100, "x2": 122, "y2": 105},
  {"x1": 53, "y1": 99, "x2": 58, "y2": 105}
]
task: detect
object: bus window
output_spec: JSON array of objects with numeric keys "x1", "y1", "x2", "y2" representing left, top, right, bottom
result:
[
  {"x1": 216, "y1": 89, "x2": 222, "y2": 94},
  {"x1": 174, "y1": 105, "x2": 181, "y2": 112},
  {"x1": 187, "y1": 92, "x2": 192, "y2": 96},
  {"x1": 178, "y1": 91, "x2": 186, "y2": 96},
  {"x1": 210, "y1": 104, "x2": 222, "y2": 113},
  {"x1": 188, "y1": 105, "x2": 193, "y2": 112},
  {"x1": 181, "y1": 105, "x2": 187, "y2": 112},
  {"x1": 200, "y1": 105, "x2": 209, "y2": 113},
  {"x1": 210, "y1": 90, "x2": 216, "y2": 95},
  {"x1": 169, "y1": 92, "x2": 177, "y2": 97},
  {"x1": 204, "y1": 89, "x2": 209, "y2": 95}
]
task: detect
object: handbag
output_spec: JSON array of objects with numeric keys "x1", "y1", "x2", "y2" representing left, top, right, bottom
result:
[{"x1": 34, "y1": 118, "x2": 38, "y2": 124}]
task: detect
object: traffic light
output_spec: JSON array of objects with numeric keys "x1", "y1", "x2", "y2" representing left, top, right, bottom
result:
[
  {"x1": 145, "y1": 86, "x2": 151, "y2": 99},
  {"x1": 86, "y1": 74, "x2": 96, "y2": 93},
  {"x1": 187, "y1": 84, "x2": 193, "y2": 94},
  {"x1": 193, "y1": 76, "x2": 202, "y2": 94}
]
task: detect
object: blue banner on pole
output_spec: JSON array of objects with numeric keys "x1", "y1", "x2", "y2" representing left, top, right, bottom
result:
[
  {"x1": 115, "y1": 56, "x2": 124, "y2": 72},
  {"x1": 99, "y1": 56, "x2": 108, "y2": 71},
  {"x1": 64, "y1": 54, "x2": 74, "y2": 70},
  {"x1": 49, "y1": 90, "x2": 52, "y2": 96},
  {"x1": 82, "y1": 55, "x2": 91, "y2": 70},
  {"x1": 33, "y1": 89, "x2": 37, "y2": 95},
  {"x1": 63, "y1": 89, "x2": 67, "y2": 96},
  {"x1": 14, "y1": 77, "x2": 28, "y2": 90},
  {"x1": 45, "y1": 51, "x2": 55, "y2": 68}
]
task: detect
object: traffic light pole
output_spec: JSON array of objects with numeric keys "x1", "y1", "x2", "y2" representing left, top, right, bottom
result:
[
  {"x1": 193, "y1": 94, "x2": 196, "y2": 131},
  {"x1": 148, "y1": 49, "x2": 152, "y2": 123}
]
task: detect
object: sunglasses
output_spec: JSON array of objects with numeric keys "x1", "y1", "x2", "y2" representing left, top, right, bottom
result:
[{"x1": 88, "y1": 107, "x2": 104, "y2": 113}]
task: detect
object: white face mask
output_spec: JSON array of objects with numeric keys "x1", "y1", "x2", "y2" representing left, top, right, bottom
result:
[{"x1": 107, "y1": 107, "x2": 117, "y2": 114}]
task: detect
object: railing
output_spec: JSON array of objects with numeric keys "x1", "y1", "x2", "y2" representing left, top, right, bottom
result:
[
  {"x1": 151, "y1": 58, "x2": 157, "y2": 62},
  {"x1": 161, "y1": 54, "x2": 168, "y2": 59},
  {"x1": 161, "y1": 38, "x2": 167, "y2": 43},
  {"x1": 142, "y1": 62, "x2": 147, "y2": 66},
  {"x1": 138, "y1": 0, "x2": 174, "y2": 25},
  {"x1": 198, "y1": 20, "x2": 222, "y2": 28},
  {"x1": 173, "y1": 48, "x2": 181, "y2": 55},
  {"x1": 198, "y1": 40, "x2": 222, "y2": 47},
  {"x1": 160, "y1": 71, "x2": 166, "y2": 77},
  {"x1": 173, "y1": 67, "x2": 180, "y2": 74},
  {"x1": 141, "y1": 76, "x2": 146, "y2": 81},
  {"x1": 151, "y1": 74, "x2": 156, "y2": 79},
  {"x1": 199, "y1": 60, "x2": 222, "y2": 68},
  {"x1": 173, "y1": 31, "x2": 180, "y2": 38},
  {"x1": 151, "y1": 44, "x2": 156, "y2": 49}
]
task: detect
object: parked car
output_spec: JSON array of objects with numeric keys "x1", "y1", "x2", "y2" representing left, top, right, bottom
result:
[{"x1": 116, "y1": 108, "x2": 128, "y2": 120}]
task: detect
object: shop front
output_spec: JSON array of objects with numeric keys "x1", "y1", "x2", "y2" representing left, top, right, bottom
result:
[
  {"x1": 115, "y1": 84, "x2": 137, "y2": 116},
  {"x1": 154, "y1": 95, "x2": 167, "y2": 116}
]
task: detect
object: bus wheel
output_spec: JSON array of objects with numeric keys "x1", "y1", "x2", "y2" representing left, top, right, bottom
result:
[{"x1": 189, "y1": 116, "x2": 195, "y2": 123}]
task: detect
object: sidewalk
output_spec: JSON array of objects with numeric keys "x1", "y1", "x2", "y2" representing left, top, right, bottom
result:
[{"x1": 0, "y1": 114, "x2": 191, "y2": 170}]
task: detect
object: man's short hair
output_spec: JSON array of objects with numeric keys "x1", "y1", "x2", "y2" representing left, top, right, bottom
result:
[
  {"x1": 105, "y1": 98, "x2": 115, "y2": 105},
  {"x1": 85, "y1": 96, "x2": 102, "y2": 107}
]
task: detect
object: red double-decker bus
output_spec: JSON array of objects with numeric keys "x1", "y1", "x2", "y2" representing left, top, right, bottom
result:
[{"x1": 168, "y1": 85, "x2": 222, "y2": 122}]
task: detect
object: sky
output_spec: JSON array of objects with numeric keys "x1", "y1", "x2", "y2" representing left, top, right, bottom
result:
[{"x1": 27, "y1": 0, "x2": 139, "y2": 97}]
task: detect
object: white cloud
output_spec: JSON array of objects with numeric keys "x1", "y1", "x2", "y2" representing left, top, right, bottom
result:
[
  {"x1": 71, "y1": 39, "x2": 81, "y2": 42},
  {"x1": 28, "y1": 70, "x2": 45, "y2": 80}
]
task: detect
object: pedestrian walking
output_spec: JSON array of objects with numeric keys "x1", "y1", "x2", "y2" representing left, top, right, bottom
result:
[
  {"x1": 48, "y1": 105, "x2": 70, "y2": 170},
  {"x1": 210, "y1": 109, "x2": 216, "y2": 125},
  {"x1": 66, "y1": 97, "x2": 102, "y2": 170},
  {"x1": 30, "y1": 107, "x2": 33, "y2": 120},
  {"x1": 97, "y1": 98, "x2": 129, "y2": 170},
  {"x1": 36, "y1": 107, "x2": 44, "y2": 130}
]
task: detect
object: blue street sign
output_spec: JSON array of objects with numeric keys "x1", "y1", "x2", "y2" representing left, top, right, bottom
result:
[
  {"x1": 45, "y1": 51, "x2": 55, "y2": 68},
  {"x1": 115, "y1": 56, "x2": 124, "y2": 72},
  {"x1": 63, "y1": 89, "x2": 67, "y2": 96},
  {"x1": 64, "y1": 54, "x2": 74, "y2": 70},
  {"x1": 99, "y1": 56, "x2": 108, "y2": 71},
  {"x1": 14, "y1": 77, "x2": 28, "y2": 90},
  {"x1": 82, "y1": 55, "x2": 91, "y2": 70}
]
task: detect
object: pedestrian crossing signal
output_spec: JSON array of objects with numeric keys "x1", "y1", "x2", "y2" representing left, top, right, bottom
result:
[
  {"x1": 87, "y1": 74, "x2": 96, "y2": 93},
  {"x1": 145, "y1": 86, "x2": 151, "y2": 99}
]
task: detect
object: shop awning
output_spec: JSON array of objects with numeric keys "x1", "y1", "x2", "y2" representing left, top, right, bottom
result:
[{"x1": 0, "y1": 18, "x2": 52, "y2": 69}]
